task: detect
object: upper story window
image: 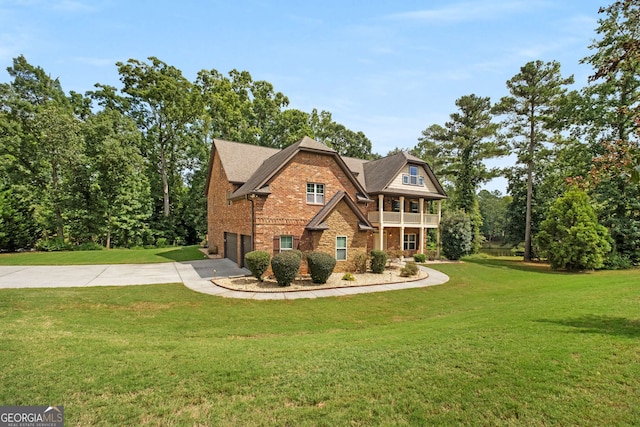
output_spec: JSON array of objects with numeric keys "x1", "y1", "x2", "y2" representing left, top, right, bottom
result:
[
  {"x1": 306, "y1": 183, "x2": 324, "y2": 204},
  {"x1": 402, "y1": 165, "x2": 425, "y2": 186}
]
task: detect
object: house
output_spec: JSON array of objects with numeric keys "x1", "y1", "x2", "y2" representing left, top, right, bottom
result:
[{"x1": 205, "y1": 136, "x2": 447, "y2": 271}]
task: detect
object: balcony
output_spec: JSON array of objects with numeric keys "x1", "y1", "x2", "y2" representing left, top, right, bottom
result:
[{"x1": 368, "y1": 211, "x2": 439, "y2": 228}]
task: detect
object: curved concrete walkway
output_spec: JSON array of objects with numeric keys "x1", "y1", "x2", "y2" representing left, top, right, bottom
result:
[{"x1": 0, "y1": 259, "x2": 449, "y2": 299}]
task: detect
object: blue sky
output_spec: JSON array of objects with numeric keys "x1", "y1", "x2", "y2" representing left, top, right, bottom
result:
[{"x1": 0, "y1": 0, "x2": 606, "y2": 192}]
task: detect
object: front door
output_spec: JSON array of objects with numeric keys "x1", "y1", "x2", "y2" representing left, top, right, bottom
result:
[{"x1": 373, "y1": 231, "x2": 388, "y2": 251}]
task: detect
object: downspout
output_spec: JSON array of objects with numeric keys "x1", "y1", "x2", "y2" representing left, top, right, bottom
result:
[{"x1": 248, "y1": 194, "x2": 256, "y2": 252}]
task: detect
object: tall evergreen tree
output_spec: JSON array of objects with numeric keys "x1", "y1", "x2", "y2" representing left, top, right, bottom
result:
[
  {"x1": 417, "y1": 94, "x2": 505, "y2": 252},
  {"x1": 495, "y1": 60, "x2": 574, "y2": 261}
]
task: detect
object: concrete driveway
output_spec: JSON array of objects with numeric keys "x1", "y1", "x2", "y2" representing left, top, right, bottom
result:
[
  {"x1": 0, "y1": 258, "x2": 449, "y2": 299},
  {"x1": 0, "y1": 258, "x2": 249, "y2": 289}
]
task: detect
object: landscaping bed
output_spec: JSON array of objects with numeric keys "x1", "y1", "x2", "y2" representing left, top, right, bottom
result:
[{"x1": 213, "y1": 264, "x2": 428, "y2": 292}]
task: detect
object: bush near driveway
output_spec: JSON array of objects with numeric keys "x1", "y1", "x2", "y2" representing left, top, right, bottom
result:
[{"x1": 244, "y1": 250, "x2": 271, "y2": 281}]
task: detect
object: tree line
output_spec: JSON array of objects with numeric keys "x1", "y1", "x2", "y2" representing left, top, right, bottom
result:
[
  {"x1": 0, "y1": 57, "x2": 376, "y2": 251},
  {"x1": 404, "y1": 0, "x2": 640, "y2": 269},
  {"x1": 2, "y1": 0, "x2": 639, "y2": 270}
]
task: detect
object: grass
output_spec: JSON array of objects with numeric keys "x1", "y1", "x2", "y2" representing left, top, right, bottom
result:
[
  {"x1": 1, "y1": 257, "x2": 639, "y2": 425},
  {"x1": 0, "y1": 245, "x2": 207, "y2": 265}
]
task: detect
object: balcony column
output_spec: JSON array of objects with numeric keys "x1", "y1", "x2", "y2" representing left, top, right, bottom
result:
[
  {"x1": 378, "y1": 194, "x2": 384, "y2": 250},
  {"x1": 399, "y1": 196, "x2": 405, "y2": 253},
  {"x1": 419, "y1": 198, "x2": 425, "y2": 254}
]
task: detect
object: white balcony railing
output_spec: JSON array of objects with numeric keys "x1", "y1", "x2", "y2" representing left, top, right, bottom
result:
[{"x1": 368, "y1": 212, "x2": 439, "y2": 227}]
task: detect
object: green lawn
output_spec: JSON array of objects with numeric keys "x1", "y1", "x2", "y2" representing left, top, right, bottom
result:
[
  {"x1": 1, "y1": 258, "x2": 638, "y2": 426},
  {"x1": 0, "y1": 245, "x2": 207, "y2": 265}
]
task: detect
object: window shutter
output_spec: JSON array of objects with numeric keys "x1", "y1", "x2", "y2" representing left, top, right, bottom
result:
[
  {"x1": 273, "y1": 236, "x2": 280, "y2": 254},
  {"x1": 293, "y1": 236, "x2": 300, "y2": 250}
]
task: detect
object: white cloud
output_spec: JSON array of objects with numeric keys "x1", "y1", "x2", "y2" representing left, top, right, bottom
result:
[{"x1": 387, "y1": 0, "x2": 550, "y2": 24}]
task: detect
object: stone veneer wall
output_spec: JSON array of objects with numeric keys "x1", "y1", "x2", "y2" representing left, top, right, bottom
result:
[{"x1": 309, "y1": 199, "x2": 369, "y2": 272}]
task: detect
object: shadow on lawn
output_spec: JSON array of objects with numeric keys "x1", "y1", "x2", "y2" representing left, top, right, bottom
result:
[
  {"x1": 463, "y1": 256, "x2": 567, "y2": 275},
  {"x1": 157, "y1": 247, "x2": 205, "y2": 262},
  {"x1": 537, "y1": 315, "x2": 640, "y2": 338}
]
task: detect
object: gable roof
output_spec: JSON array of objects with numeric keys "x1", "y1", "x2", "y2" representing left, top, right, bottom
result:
[
  {"x1": 341, "y1": 156, "x2": 367, "y2": 188},
  {"x1": 306, "y1": 191, "x2": 374, "y2": 231},
  {"x1": 203, "y1": 139, "x2": 279, "y2": 195},
  {"x1": 363, "y1": 151, "x2": 447, "y2": 198},
  {"x1": 229, "y1": 136, "x2": 369, "y2": 200},
  {"x1": 206, "y1": 137, "x2": 447, "y2": 200}
]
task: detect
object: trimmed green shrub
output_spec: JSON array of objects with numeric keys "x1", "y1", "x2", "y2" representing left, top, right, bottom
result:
[
  {"x1": 244, "y1": 250, "x2": 271, "y2": 281},
  {"x1": 400, "y1": 261, "x2": 419, "y2": 277},
  {"x1": 271, "y1": 251, "x2": 301, "y2": 286},
  {"x1": 370, "y1": 250, "x2": 387, "y2": 274},
  {"x1": 413, "y1": 253, "x2": 427, "y2": 263},
  {"x1": 306, "y1": 252, "x2": 336, "y2": 284}
]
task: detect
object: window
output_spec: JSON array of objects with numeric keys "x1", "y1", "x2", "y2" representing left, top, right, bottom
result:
[
  {"x1": 392, "y1": 200, "x2": 401, "y2": 212},
  {"x1": 280, "y1": 235, "x2": 293, "y2": 251},
  {"x1": 404, "y1": 234, "x2": 417, "y2": 250},
  {"x1": 336, "y1": 236, "x2": 347, "y2": 261},
  {"x1": 402, "y1": 165, "x2": 425, "y2": 187},
  {"x1": 306, "y1": 183, "x2": 324, "y2": 204},
  {"x1": 410, "y1": 201, "x2": 419, "y2": 213}
]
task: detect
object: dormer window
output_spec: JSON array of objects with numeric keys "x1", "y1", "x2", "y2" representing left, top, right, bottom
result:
[{"x1": 403, "y1": 165, "x2": 424, "y2": 186}]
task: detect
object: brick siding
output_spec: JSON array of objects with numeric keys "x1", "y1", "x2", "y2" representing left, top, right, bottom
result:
[{"x1": 208, "y1": 149, "x2": 371, "y2": 269}]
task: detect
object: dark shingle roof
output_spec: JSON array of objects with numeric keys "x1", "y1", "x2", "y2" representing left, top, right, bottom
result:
[
  {"x1": 203, "y1": 139, "x2": 278, "y2": 195},
  {"x1": 207, "y1": 137, "x2": 447, "y2": 200},
  {"x1": 230, "y1": 136, "x2": 368, "y2": 200},
  {"x1": 363, "y1": 151, "x2": 446, "y2": 198}
]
